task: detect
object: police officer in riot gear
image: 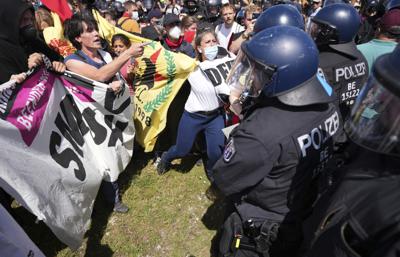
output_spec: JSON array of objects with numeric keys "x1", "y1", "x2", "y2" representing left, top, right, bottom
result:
[
  {"x1": 183, "y1": 0, "x2": 207, "y2": 20},
  {"x1": 229, "y1": 4, "x2": 305, "y2": 116},
  {"x1": 213, "y1": 25, "x2": 342, "y2": 257},
  {"x1": 308, "y1": 3, "x2": 369, "y2": 122},
  {"x1": 301, "y1": 44, "x2": 400, "y2": 257},
  {"x1": 205, "y1": 0, "x2": 223, "y2": 27}
]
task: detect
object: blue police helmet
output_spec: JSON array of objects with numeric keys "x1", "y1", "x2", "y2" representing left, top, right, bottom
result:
[
  {"x1": 236, "y1": 8, "x2": 246, "y2": 25},
  {"x1": 241, "y1": 26, "x2": 334, "y2": 106},
  {"x1": 311, "y1": 3, "x2": 361, "y2": 44},
  {"x1": 254, "y1": 4, "x2": 305, "y2": 33},
  {"x1": 386, "y1": 0, "x2": 400, "y2": 10}
]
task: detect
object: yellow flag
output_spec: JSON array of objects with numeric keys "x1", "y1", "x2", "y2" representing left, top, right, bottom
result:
[
  {"x1": 44, "y1": 10, "x2": 198, "y2": 152},
  {"x1": 92, "y1": 10, "x2": 198, "y2": 152},
  {"x1": 92, "y1": 10, "x2": 150, "y2": 44},
  {"x1": 132, "y1": 45, "x2": 197, "y2": 152}
]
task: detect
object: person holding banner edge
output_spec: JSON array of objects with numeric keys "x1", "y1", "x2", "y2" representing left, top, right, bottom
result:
[
  {"x1": 0, "y1": 0, "x2": 66, "y2": 212},
  {"x1": 64, "y1": 12, "x2": 144, "y2": 213}
]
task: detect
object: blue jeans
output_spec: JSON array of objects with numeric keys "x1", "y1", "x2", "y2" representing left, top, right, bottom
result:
[{"x1": 164, "y1": 110, "x2": 225, "y2": 181}]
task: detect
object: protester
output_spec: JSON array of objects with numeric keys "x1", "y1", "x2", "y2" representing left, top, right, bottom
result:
[
  {"x1": 35, "y1": 6, "x2": 54, "y2": 32},
  {"x1": 117, "y1": 0, "x2": 141, "y2": 34},
  {"x1": 141, "y1": 8, "x2": 164, "y2": 41},
  {"x1": 165, "y1": 0, "x2": 183, "y2": 15},
  {"x1": 0, "y1": 0, "x2": 66, "y2": 215},
  {"x1": 228, "y1": 4, "x2": 261, "y2": 54},
  {"x1": 162, "y1": 13, "x2": 196, "y2": 57},
  {"x1": 0, "y1": 0, "x2": 64, "y2": 82},
  {"x1": 157, "y1": 30, "x2": 233, "y2": 183},
  {"x1": 182, "y1": 15, "x2": 198, "y2": 44},
  {"x1": 215, "y1": 3, "x2": 244, "y2": 49},
  {"x1": 305, "y1": 0, "x2": 322, "y2": 32},
  {"x1": 153, "y1": 13, "x2": 197, "y2": 166},
  {"x1": 357, "y1": 8, "x2": 400, "y2": 71},
  {"x1": 64, "y1": 12, "x2": 144, "y2": 213},
  {"x1": 111, "y1": 33, "x2": 136, "y2": 95}
]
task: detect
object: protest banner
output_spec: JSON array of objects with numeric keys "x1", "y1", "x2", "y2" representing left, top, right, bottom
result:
[{"x1": 0, "y1": 67, "x2": 134, "y2": 249}]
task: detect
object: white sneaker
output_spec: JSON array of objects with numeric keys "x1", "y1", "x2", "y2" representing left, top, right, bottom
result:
[{"x1": 153, "y1": 156, "x2": 161, "y2": 167}]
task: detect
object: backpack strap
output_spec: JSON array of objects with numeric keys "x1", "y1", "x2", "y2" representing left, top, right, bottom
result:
[{"x1": 117, "y1": 17, "x2": 131, "y2": 28}]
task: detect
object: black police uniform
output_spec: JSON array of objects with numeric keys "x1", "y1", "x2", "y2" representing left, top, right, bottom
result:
[
  {"x1": 214, "y1": 98, "x2": 342, "y2": 257},
  {"x1": 301, "y1": 148, "x2": 400, "y2": 257},
  {"x1": 318, "y1": 43, "x2": 369, "y2": 121}
]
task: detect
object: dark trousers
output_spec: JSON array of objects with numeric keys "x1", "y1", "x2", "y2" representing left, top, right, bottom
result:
[
  {"x1": 101, "y1": 181, "x2": 121, "y2": 205},
  {"x1": 164, "y1": 110, "x2": 225, "y2": 181}
]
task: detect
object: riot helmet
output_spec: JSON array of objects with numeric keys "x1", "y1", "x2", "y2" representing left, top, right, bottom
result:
[
  {"x1": 95, "y1": 0, "x2": 109, "y2": 13},
  {"x1": 184, "y1": 0, "x2": 199, "y2": 14},
  {"x1": 235, "y1": 8, "x2": 246, "y2": 25},
  {"x1": 254, "y1": 4, "x2": 305, "y2": 33},
  {"x1": 226, "y1": 26, "x2": 334, "y2": 107},
  {"x1": 386, "y1": 0, "x2": 400, "y2": 10},
  {"x1": 205, "y1": 0, "x2": 222, "y2": 18},
  {"x1": 362, "y1": 0, "x2": 385, "y2": 17},
  {"x1": 110, "y1": 1, "x2": 124, "y2": 17},
  {"x1": 345, "y1": 45, "x2": 400, "y2": 157},
  {"x1": 308, "y1": 3, "x2": 361, "y2": 45}
]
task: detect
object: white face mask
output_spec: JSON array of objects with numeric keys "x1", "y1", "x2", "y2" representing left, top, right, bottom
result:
[
  {"x1": 168, "y1": 26, "x2": 182, "y2": 40},
  {"x1": 204, "y1": 45, "x2": 219, "y2": 60},
  {"x1": 131, "y1": 11, "x2": 139, "y2": 20}
]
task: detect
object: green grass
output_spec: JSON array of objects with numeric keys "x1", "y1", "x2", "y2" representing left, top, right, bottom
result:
[{"x1": 14, "y1": 150, "x2": 227, "y2": 257}]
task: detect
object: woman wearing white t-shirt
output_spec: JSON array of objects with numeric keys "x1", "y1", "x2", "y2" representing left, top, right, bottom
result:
[{"x1": 157, "y1": 30, "x2": 234, "y2": 182}]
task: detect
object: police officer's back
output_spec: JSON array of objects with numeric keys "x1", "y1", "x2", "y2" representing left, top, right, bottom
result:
[
  {"x1": 213, "y1": 26, "x2": 342, "y2": 257},
  {"x1": 308, "y1": 3, "x2": 369, "y2": 121},
  {"x1": 301, "y1": 44, "x2": 400, "y2": 257}
]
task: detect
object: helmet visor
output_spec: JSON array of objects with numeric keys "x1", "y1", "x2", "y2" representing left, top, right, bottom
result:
[
  {"x1": 307, "y1": 21, "x2": 321, "y2": 40},
  {"x1": 307, "y1": 20, "x2": 336, "y2": 45},
  {"x1": 226, "y1": 50, "x2": 276, "y2": 99},
  {"x1": 345, "y1": 74, "x2": 400, "y2": 157}
]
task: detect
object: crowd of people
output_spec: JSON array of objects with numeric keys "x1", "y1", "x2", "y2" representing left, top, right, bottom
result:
[{"x1": 1, "y1": 0, "x2": 400, "y2": 255}]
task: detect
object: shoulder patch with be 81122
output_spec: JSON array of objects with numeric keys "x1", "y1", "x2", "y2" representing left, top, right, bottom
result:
[{"x1": 223, "y1": 138, "x2": 236, "y2": 162}]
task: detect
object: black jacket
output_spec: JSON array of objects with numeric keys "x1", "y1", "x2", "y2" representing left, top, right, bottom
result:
[
  {"x1": 302, "y1": 148, "x2": 400, "y2": 257},
  {"x1": 161, "y1": 36, "x2": 196, "y2": 58},
  {"x1": 0, "y1": 0, "x2": 62, "y2": 84},
  {"x1": 214, "y1": 99, "x2": 342, "y2": 239},
  {"x1": 0, "y1": 0, "x2": 31, "y2": 83},
  {"x1": 318, "y1": 43, "x2": 369, "y2": 121}
]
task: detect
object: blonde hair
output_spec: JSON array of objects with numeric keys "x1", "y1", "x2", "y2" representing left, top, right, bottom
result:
[
  {"x1": 35, "y1": 7, "x2": 54, "y2": 30},
  {"x1": 220, "y1": 3, "x2": 236, "y2": 15},
  {"x1": 182, "y1": 16, "x2": 198, "y2": 30},
  {"x1": 245, "y1": 4, "x2": 262, "y2": 18}
]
